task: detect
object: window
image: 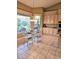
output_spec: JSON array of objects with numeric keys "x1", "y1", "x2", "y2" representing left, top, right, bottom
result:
[
  {"x1": 34, "y1": 16, "x2": 40, "y2": 33},
  {"x1": 17, "y1": 15, "x2": 30, "y2": 33}
]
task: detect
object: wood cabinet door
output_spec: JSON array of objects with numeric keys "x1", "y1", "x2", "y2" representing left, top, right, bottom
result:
[
  {"x1": 54, "y1": 15, "x2": 58, "y2": 24},
  {"x1": 44, "y1": 15, "x2": 58, "y2": 24}
]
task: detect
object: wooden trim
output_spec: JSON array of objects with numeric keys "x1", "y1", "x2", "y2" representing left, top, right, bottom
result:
[
  {"x1": 44, "y1": 9, "x2": 59, "y2": 12},
  {"x1": 44, "y1": 2, "x2": 61, "y2": 12},
  {"x1": 17, "y1": 13, "x2": 30, "y2": 17},
  {"x1": 17, "y1": 8, "x2": 32, "y2": 13},
  {"x1": 46, "y1": 2, "x2": 61, "y2": 9}
]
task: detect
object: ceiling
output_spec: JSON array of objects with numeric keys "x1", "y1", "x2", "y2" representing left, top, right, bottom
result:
[{"x1": 18, "y1": 0, "x2": 60, "y2": 8}]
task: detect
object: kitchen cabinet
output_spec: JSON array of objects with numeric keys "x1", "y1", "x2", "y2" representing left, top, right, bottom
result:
[
  {"x1": 42, "y1": 27, "x2": 58, "y2": 35},
  {"x1": 44, "y1": 15, "x2": 58, "y2": 24},
  {"x1": 44, "y1": 11, "x2": 58, "y2": 24}
]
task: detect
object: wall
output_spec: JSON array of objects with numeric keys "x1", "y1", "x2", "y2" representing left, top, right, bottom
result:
[
  {"x1": 17, "y1": 1, "x2": 32, "y2": 13},
  {"x1": 17, "y1": 9, "x2": 32, "y2": 16},
  {"x1": 44, "y1": 2, "x2": 61, "y2": 11},
  {"x1": 33, "y1": 8, "x2": 43, "y2": 14},
  {"x1": 17, "y1": 1, "x2": 32, "y2": 17}
]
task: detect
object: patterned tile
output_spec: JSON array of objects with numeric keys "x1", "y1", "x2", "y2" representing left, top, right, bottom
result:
[
  {"x1": 17, "y1": 35, "x2": 61, "y2": 59},
  {"x1": 45, "y1": 53, "x2": 55, "y2": 59}
]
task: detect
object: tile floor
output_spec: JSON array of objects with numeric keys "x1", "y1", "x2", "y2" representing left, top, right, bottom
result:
[{"x1": 17, "y1": 35, "x2": 61, "y2": 59}]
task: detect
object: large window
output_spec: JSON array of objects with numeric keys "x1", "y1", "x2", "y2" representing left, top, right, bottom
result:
[
  {"x1": 17, "y1": 15, "x2": 30, "y2": 33},
  {"x1": 34, "y1": 16, "x2": 40, "y2": 33}
]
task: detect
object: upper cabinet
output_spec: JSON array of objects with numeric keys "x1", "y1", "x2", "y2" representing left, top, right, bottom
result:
[
  {"x1": 58, "y1": 9, "x2": 61, "y2": 21},
  {"x1": 43, "y1": 11, "x2": 58, "y2": 24}
]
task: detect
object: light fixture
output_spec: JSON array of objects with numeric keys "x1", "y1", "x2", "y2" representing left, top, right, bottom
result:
[{"x1": 31, "y1": 0, "x2": 34, "y2": 20}]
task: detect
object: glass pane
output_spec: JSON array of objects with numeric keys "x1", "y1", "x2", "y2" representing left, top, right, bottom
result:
[
  {"x1": 34, "y1": 16, "x2": 40, "y2": 33},
  {"x1": 17, "y1": 15, "x2": 30, "y2": 33}
]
